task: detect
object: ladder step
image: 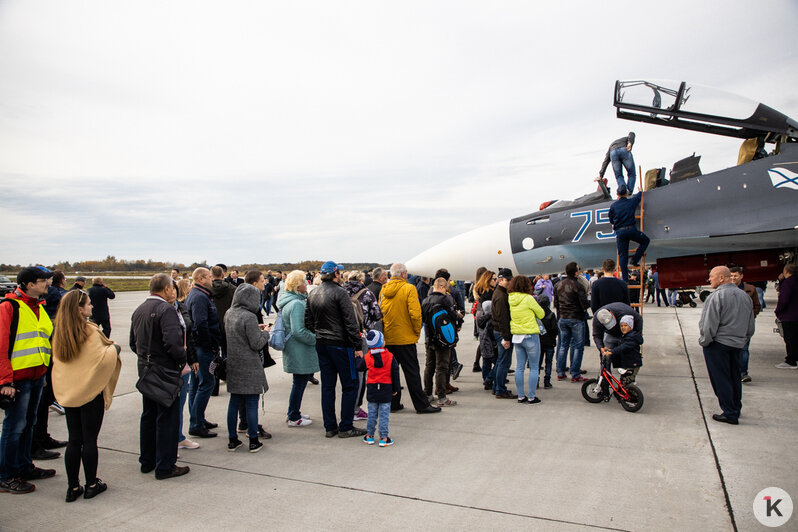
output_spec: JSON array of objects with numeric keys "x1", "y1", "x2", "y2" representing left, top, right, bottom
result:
[
  {"x1": 626, "y1": 284, "x2": 642, "y2": 289},
  {"x1": 631, "y1": 302, "x2": 642, "y2": 307}
]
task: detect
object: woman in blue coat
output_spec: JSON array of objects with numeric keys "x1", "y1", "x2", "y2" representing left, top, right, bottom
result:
[{"x1": 277, "y1": 270, "x2": 318, "y2": 427}]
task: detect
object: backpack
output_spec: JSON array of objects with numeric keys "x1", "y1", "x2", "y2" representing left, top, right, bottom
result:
[
  {"x1": 268, "y1": 309, "x2": 292, "y2": 351},
  {"x1": 350, "y1": 288, "x2": 367, "y2": 330},
  {"x1": 429, "y1": 303, "x2": 458, "y2": 347}
]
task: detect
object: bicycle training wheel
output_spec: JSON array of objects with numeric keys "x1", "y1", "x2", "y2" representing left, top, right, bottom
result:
[
  {"x1": 620, "y1": 384, "x2": 644, "y2": 412},
  {"x1": 581, "y1": 378, "x2": 603, "y2": 403}
]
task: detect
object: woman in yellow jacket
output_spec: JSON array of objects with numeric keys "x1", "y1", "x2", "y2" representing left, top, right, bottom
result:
[
  {"x1": 508, "y1": 276, "x2": 545, "y2": 404},
  {"x1": 51, "y1": 290, "x2": 121, "y2": 502}
]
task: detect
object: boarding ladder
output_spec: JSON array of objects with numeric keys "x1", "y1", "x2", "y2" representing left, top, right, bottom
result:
[{"x1": 616, "y1": 165, "x2": 645, "y2": 315}]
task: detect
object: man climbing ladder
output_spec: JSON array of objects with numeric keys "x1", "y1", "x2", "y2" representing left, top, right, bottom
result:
[{"x1": 609, "y1": 185, "x2": 649, "y2": 283}]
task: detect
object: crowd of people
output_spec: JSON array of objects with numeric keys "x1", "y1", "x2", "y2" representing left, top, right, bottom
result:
[{"x1": 0, "y1": 258, "x2": 796, "y2": 499}]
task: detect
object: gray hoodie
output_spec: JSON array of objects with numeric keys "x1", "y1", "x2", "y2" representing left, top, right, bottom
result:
[{"x1": 225, "y1": 284, "x2": 270, "y2": 395}]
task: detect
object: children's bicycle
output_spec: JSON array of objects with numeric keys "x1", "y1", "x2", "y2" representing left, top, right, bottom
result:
[{"x1": 581, "y1": 356, "x2": 644, "y2": 412}]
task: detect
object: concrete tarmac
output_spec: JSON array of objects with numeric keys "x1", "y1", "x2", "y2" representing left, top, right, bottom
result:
[{"x1": 3, "y1": 290, "x2": 796, "y2": 531}]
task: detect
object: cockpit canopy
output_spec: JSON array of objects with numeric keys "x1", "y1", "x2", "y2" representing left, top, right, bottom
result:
[{"x1": 615, "y1": 79, "x2": 797, "y2": 142}]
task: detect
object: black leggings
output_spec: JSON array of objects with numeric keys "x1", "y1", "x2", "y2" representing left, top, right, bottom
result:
[{"x1": 64, "y1": 393, "x2": 105, "y2": 488}]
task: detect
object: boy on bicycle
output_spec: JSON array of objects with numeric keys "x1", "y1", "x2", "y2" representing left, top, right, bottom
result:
[{"x1": 600, "y1": 315, "x2": 643, "y2": 386}]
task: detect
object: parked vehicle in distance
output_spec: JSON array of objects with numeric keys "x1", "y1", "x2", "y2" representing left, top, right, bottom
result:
[{"x1": 0, "y1": 275, "x2": 16, "y2": 296}]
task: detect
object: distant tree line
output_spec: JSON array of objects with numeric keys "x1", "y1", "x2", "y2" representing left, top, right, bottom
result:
[{"x1": 1, "y1": 256, "x2": 387, "y2": 274}]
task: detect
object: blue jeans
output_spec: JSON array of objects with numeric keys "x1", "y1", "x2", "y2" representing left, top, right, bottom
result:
[
  {"x1": 287, "y1": 373, "x2": 312, "y2": 422},
  {"x1": 227, "y1": 394, "x2": 259, "y2": 439},
  {"x1": 615, "y1": 227, "x2": 650, "y2": 282},
  {"x1": 188, "y1": 347, "x2": 215, "y2": 432},
  {"x1": 610, "y1": 146, "x2": 636, "y2": 193},
  {"x1": 316, "y1": 344, "x2": 358, "y2": 432},
  {"x1": 557, "y1": 319, "x2": 585, "y2": 378},
  {"x1": 178, "y1": 372, "x2": 190, "y2": 442},
  {"x1": 482, "y1": 357, "x2": 496, "y2": 385},
  {"x1": 739, "y1": 339, "x2": 751, "y2": 376},
  {"x1": 367, "y1": 401, "x2": 390, "y2": 439},
  {"x1": 756, "y1": 287, "x2": 766, "y2": 309},
  {"x1": 0, "y1": 376, "x2": 44, "y2": 480},
  {"x1": 492, "y1": 331, "x2": 514, "y2": 393},
  {"x1": 514, "y1": 334, "x2": 541, "y2": 400}
]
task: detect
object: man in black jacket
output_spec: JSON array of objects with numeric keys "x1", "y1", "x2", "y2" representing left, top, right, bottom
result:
[
  {"x1": 590, "y1": 259, "x2": 630, "y2": 312},
  {"x1": 88, "y1": 277, "x2": 115, "y2": 338},
  {"x1": 185, "y1": 268, "x2": 222, "y2": 439},
  {"x1": 491, "y1": 268, "x2": 516, "y2": 398},
  {"x1": 305, "y1": 261, "x2": 367, "y2": 439},
  {"x1": 129, "y1": 273, "x2": 190, "y2": 480},
  {"x1": 367, "y1": 268, "x2": 387, "y2": 299},
  {"x1": 554, "y1": 262, "x2": 590, "y2": 383},
  {"x1": 421, "y1": 278, "x2": 461, "y2": 407}
]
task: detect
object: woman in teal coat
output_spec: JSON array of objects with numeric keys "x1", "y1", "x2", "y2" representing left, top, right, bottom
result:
[{"x1": 277, "y1": 270, "x2": 318, "y2": 427}]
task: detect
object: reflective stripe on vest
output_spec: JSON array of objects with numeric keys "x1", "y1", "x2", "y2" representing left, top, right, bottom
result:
[{"x1": 10, "y1": 300, "x2": 53, "y2": 370}]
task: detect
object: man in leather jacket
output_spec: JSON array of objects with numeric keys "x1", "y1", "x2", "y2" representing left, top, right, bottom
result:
[{"x1": 305, "y1": 261, "x2": 367, "y2": 439}]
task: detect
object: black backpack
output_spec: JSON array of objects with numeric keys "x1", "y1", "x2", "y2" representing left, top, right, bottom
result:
[{"x1": 429, "y1": 303, "x2": 458, "y2": 347}]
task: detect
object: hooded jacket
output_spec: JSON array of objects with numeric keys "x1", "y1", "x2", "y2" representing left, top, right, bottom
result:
[
  {"x1": 379, "y1": 278, "x2": 422, "y2": 345},
  {"x1": 508, "y1": 292, "x2": 545, "y2": 335},
  {"x1": 277, "y1": 289, "x2": 319, "y2": 375},
  {"x1": 610, "y1": 329, "x2": 643, "y2": 368},
  {"x1": 225, "y1": 284, "x2": 269, "y2": 395},
  {"x1": 210, "y1": 278, "x2": 236, "y2": 325},
  {"x1": 305, "y1": 279, "x2": 362, "y2": 348},
  {"x1": 343, "y1": 280, "x2": 383, "y2": 330}
]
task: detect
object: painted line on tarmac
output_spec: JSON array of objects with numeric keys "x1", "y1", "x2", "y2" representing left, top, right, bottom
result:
[
  {"x1": 101, "y1": 446, "x2": 630, "y2": 531},
  {"x1": 675, "y1": 309, "x2": 738, "y2": 532}
]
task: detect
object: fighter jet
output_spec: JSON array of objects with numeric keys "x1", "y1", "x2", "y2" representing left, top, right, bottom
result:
[{"x1": 406, "y1": 79, "x2": 798, "y2": 288}]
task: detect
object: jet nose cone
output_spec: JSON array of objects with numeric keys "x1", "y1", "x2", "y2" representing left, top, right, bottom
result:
[{"x1": 406, "y1": 219, "x2": 515, "y2": 280}]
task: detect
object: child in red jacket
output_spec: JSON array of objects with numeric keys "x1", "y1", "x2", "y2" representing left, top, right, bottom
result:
[{"x1": 360, "y1": 330, "x2": 400, "y2": 447}]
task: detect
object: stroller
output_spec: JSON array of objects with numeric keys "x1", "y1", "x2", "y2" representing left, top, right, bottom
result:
[{"x1": 674, "y1": 288, "x2": 697, "y2": 308}]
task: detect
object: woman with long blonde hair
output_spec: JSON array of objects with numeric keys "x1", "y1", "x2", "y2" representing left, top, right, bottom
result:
[{"x1": 51, "y1": 290, "x2": 121, "y2": 502}]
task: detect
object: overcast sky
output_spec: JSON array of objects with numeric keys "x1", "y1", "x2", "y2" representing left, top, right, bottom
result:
[{"x1": 2, "y1": 1, "x2": 797, "y2": 267}]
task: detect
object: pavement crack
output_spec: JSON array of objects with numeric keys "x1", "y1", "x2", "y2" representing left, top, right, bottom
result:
[{"x1": 675, "y1": 309, "x2": 738, "y2": 532}]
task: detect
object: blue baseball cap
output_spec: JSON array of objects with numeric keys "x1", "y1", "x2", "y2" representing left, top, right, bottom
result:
[{"x1": 320, "y1": 261, "x2": 344, "y2": 274}]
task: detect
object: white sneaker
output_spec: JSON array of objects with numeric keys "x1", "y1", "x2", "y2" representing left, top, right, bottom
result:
[
  {"x1": 775, "y1": 362, "x2": 798, "y2": 369},
  {"x1": 178, "y1": 439, "x2": 200, "y2": 449},
  {"x1": 287, "y1": 418, "x2": 313, "y2": 427},
  {"x1": 285, "y1": 413, "x2": 311, "y2": 422}
]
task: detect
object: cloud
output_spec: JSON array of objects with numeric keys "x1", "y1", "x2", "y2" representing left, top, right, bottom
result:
[{"x1": 1, "y1": 0, "x2": 797, "y2": 267}]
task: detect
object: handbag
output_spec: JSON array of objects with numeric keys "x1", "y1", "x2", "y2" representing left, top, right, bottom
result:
[
  {"x1": 209, "y1": 352, "x2": 227, "y2": 380},
  {"x1": 136, "y1": 354, "x2": 183, "y2": 407},
  {"x1": 135, "y1": 312, "x2": 183, "y2": 407}
]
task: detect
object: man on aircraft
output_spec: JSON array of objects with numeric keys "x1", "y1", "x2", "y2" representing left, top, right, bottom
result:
[
  {"x1": 609, "y1": 188, "x2": 649, "y2": 283},
  {"x1": 598, "y1": 132, "x2": 636, "y2": 196}
]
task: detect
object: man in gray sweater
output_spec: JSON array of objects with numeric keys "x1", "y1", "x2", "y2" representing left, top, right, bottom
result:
[{"x1": 699, "y1": 266, "x2": 755, "y2": 425}]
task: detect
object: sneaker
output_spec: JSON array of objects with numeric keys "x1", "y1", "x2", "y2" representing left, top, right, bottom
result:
[
  {"x1": 557, "y1": 375, "x2": 568, "y2": 381},
  {"x1": 31, "y1": 448, "x2": 60, "y2": 460},
  {"x1": 472, "y1": 364, "x2": 481, "y2": 373},
  {"x1": 256, "y1": 425, "x2": 272, "y2": 439},
  {"x1": 517, "y1": 397, "x2": 528, "y2": 404},
  {"x1": 249, "y1": 438, "x2": 263, "y2": 453},
  {"x1": 188, "y1": 428, "x2": 217, "y2": 438},
  {"x1": 741, "y1": 374, "x2": 752, "y2": 383},
  {"x1": 42, "y1": 436, "x2": 67, "y2": 449},
  {"x1": 285, "y1": 413, "x2": 312, "y2": 422},
  {"x1": 437, "y1": 398, "x2": 457, "y2": 407},
  {"x1": 83, "y1": 479, "x2": 107, "y2": 499},
  {"x1": 445, "y1": 384, "x2": 459, "y2": 393},
  {"x1": 21, "y1": 467, "x2": 55, "y2": 481},
  {"x1": 775, "y1": 362, "x2": 798, "y2": 369},
  {"x1": 452, "y1": 363, "x2": 464, "y2": 381},
  {"x1": 363, "y1": 434, "x2": 375, "y2": 445},
  {"x1": 49, "y1": 402, "x2": 65, "y2": 415},
  {"x1": 483, "y1": 383, "x2": 493, "y2": 390},
  {"x1": 378, "y1": 437, "x2": 394, "y2": 447},
  {"x1": 338, "y1": 428, "x2": 368, "y2": 438},
  {"x1": 528, "y1": 397, "x2": 542, "y2": 404},
  {"x1": 0, "y1": 478, "x2": 35, "y2": 494},
  {"x1": 495, "y1": 391, "x2": 517, "y2": 399},
  {"x1": 353, "y1": 408, "x2": 368, "y2": 421},
  {"x1": 287, "y1": 418, "x2": 313, "y2": 427},
  {"x1": 571, "y1": 376, "x2": 587, "y2": 383},
  {"x1": 228, "y1": 438, "x2": 243, "y2": 452},
  {"x1": 544, "y1": 379, "x2": 552, "y2": 389},
  {"x1": 178, "y1": 439, "x2": 200, "y2": 449},
  {"x1": 237, "y1": 422, "x2": 248, "y2": 433},
  {"x1": 204, "y1": 421, "x2": 218, "y2": 429}
]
